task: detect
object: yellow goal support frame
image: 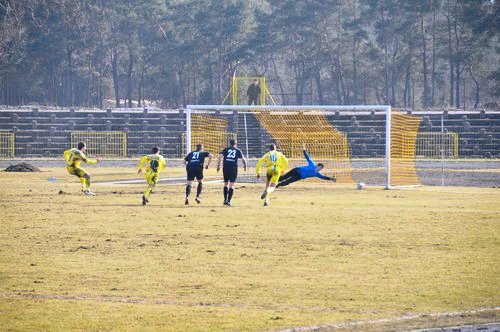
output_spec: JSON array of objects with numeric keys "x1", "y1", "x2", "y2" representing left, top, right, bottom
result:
[
  {"x1": 0, "y1": 131, "x2": 15, "y2": 158},
  {"x1": 70, "y1": 131, "x2": 127, "y2": 157},
  {"x1": 222, "y1": 76, "x2": 276, "y2": 105}
]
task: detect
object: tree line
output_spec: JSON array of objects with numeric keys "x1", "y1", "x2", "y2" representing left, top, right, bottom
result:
[{"x1": 0, "y1": 0, "x2": 498, "y2": 109}]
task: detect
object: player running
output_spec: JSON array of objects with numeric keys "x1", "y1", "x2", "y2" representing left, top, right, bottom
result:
[
  {"x1": 184, "y1": 144, "x2": 213, "y2": 205},
  {"x1": 63, "y1": 142, "x2": 100, "y2": 196},
  {"x1": 276, "y1": 144, "x2": 336, "y2": 188},
  {"x1": 137, "y1": 146, "x2": 166, "y2": 206},
  {"x1": 216, "y1": 139, "x2": 247, "y2": 207},
  {"x1": 256, "y1": 143, "x2": 288, "y2": 206}
]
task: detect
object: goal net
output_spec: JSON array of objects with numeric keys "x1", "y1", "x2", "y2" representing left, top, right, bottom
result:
[{"x1": 185, "y1": 105, "x2": 422, "y2": 189}]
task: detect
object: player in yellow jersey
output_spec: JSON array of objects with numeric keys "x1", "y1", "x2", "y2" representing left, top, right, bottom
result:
[
  {"x1": 137, "y1": 146, "x2": 166, "y2": 206},
  {"x1": 63, "y1": 142, "x2": 100, "y2": 195},
  {"x1": 256, "y1": 143, "x2": 288, "y2": 206}
]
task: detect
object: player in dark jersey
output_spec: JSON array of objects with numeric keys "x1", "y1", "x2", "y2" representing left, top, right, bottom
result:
[
  {"x1": 183, "y1": 143, "x2": 213, "y2": 205},
  {"x1": 216, "y1": 139, "x2": 247, "y2": 206}
]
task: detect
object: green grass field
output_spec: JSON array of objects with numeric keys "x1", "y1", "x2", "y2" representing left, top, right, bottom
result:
[{"x1": 0, "y1": 166, "x2": 499, "y2": 331}]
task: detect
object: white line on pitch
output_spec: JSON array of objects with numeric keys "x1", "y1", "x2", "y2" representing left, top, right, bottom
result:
[{"x1": 276, "y1": 307, "x2": 500, "y2": 332}]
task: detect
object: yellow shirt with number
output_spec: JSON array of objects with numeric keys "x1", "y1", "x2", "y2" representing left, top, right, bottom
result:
[
  {"x1": 138, "y1": 154, "x2": 166, "y2": 174},
  {"x1": 64, "y1": 148, "x2": 97, "y2": 168},
  {"x1": 256, "y1": 150, "x2": 288, "y2": 176}
]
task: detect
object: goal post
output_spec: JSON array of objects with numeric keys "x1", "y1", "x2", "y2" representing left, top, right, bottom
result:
[{"x1": 185, "y1": 105, "x2": 423, "y2": 189}]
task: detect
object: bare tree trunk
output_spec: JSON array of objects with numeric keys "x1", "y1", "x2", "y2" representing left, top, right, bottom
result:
[
  {"x1": 453, "y1": 3, "x2": 460, "y2": 109},
  {"x1": 66, "y1": 46, "x2": 74, "y2": 107},
  {"x1": 446, "y1": 0, "x2": 454, "y2": 106},
  {"x1": 469, "y1": 66, "x2": 480, "y2": 108},
  {"x1": 330, "y1": 61, "x2": 342, "y2": 104},
  {"x1": 177, "y1": 62, "x2": 186, "y2": 107},
  {"x1": 363, "y1": 76, "x2": 367, "y2": 104},
  {"x1": 192, "y1": 55, "x2": 197, "y2": 104},
  {"x1": 351, "y1": 2, "x2": 358, "y2": 104},
  {"x1": 216, "y1": 38, "x2": 222, "y2": 104},
  {"x1": 384, "y1": 41, "x2": 389, "y2": 104},
  {"x1": 314, "y1": 68, "x2": 324, "y2": 105},
  {"x1": 421, "y1": 14, "x2": 429, "y2": 108},
  {"x1": 111, "y1": 47, "x2": 120, "y2": 108},
  {"x1": 126, "y1": 50, "x2": 134, "y2": 108},
  {"x1": 455, "y1": 62, "x2": 461, "y2": 108},
  {"x1": 294, "y1": 61, "x2": 305, "y2": 105},
  {"x1": 138, "y1": 65, "x2": 144, "y2": 107},
  {"x1": 336, "y1": 3, "x2": 348, "y2": 104},
  {"x1": 390, "y1": 40, "x2": 398, "y2": 106},
  {"x1": 412, "y1": 78, "x2": 416, "y2": 111},
  {"x1": 98, "y1": 64, "x2": 103, "y2": 109},
  {"x1": 50, "y1": 65, "x2": 56, "y2": 105},
  {"x1": 431, "y1": 2, "x2": 437, "y2": 107},
  {"x1": 271, "y1": 56, "x2": 286, "y2": 104},
  {"x1": 208, "y1": 62, "x2": 214, "y2": 104},
  {"x1": 375, "y1": 86, "x2": 382, "y2": 104},
  {"x1": 404, "y1": 58, "x2": 411, "y2": 108},
  {"x1": 403, "y1": 34, "x2": 414, "y2": 108},
  {"x1": 87, "y1": 56, "x2": 92, "y2": 107},
  {"x1": 352, "y1": 38, "x2": 358, "y2": 104}
]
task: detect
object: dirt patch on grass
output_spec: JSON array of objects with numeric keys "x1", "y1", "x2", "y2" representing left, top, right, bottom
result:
[{"x1": 4, "y1": 163, "x2": 41, "y2": 172}]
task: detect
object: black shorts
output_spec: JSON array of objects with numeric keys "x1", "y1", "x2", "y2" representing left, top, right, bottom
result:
[
  {"x1": 223, "y1": 166, "x2": 238, "y2": 183},
  {"x1": 187, "y1": 166, "x2": 204, "y2": 181}
]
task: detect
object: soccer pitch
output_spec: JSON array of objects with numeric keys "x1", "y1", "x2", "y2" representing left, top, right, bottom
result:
[{"x1": 0, "y1": 166, "x2": 499, "y2": 331}]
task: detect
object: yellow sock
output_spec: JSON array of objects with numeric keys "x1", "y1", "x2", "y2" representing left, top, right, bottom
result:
[
  {"x1": 80, "y1": 178, "x2": 86, "y2": 191},
  {"x1": 145, "y1": 186, "x2": 153, "y2": 198}
]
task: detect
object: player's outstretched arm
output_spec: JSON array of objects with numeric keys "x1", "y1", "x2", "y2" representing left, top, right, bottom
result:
[
  {"x1": 137, "y1": 155, "x2": 147, "y2": 174},
  {"x1": 159, "y1": 156, "x2": 166, "y2": 172},
  {"x1": 216, "y1": 154, "x2": 223, "y2": 172},
  {"x1": 301, "y1": 144, "x2": 314, "y2": 166},
  {"x1": 63, "y1": 149, "x2": 71, "y2": 162},
  {"x1": 205, "y1": 153, "x2": 213, "y2": 169},
  {"x1": 83, "y1": 154, "x2": 99, "y2": 165},
  {"x1": 255, "y1": 154, "x2": 266, "y2": 178},
  {"x1": 242, "y1": 156, "x2": 248, "y2": 171},
  {"x1": 317, "y1": 173, "x2": 336, "y2": 182}
]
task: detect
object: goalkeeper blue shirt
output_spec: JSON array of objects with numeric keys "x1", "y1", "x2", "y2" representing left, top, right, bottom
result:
[{"x1": 296, "y1": 150, "x2": 331, "y2": 180}]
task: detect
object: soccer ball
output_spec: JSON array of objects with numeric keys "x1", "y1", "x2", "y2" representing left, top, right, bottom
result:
[{"x1": 356, "y1": 182, "x2": 365, "y2": 190}]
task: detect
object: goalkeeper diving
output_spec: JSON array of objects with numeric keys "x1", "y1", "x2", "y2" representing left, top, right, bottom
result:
[{"x1": 276, "y1": 144, "x2": 336, "y2": 188}]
